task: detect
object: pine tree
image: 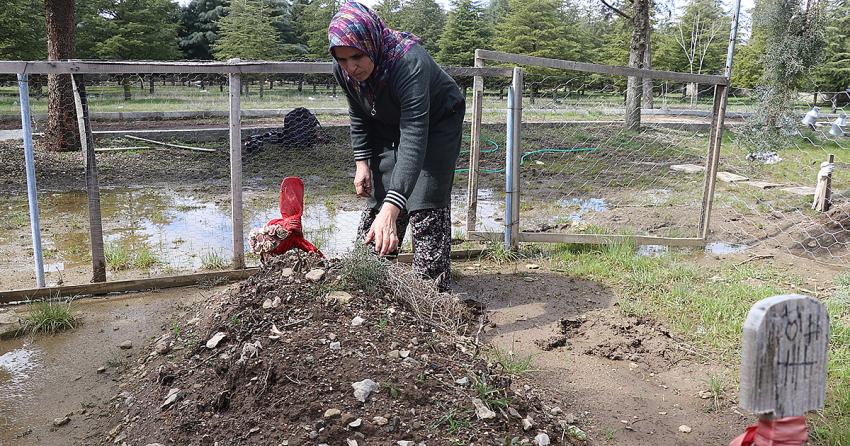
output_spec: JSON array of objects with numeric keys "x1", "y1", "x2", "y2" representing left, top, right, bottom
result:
[
  {"x1": 178, "y1": 0, "x2": 227, "y2": 60},
  {"x1": 297, "y1": 0, "x2": 339, "y2": 59},
  {"x1": 494, "y1": 0, "x2": 579, "y2": 61},
  {"x1": 214, "y1": 0, "x2": 281, "y2": 60},
  {"x1": 0, "y1": 0, "x2": 47, "y2": 59},
  {"x1": 437, "y1": 0, "x2": 488, "y2": 66},
  {"x1": 397, "y1": 0, "x2": 446, "y2": 55},
  {"x1": 814, "y1": 0, "x2": 850, "y2": 91},
  {"x1": 373, "y1": 0, "x2": 403, "y2": 28},
  {"x1": 83, "y1": 0, "x2": 182, "y2": 60}
]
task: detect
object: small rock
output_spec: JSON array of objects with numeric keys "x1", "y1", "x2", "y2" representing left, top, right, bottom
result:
[
  {"x1": 534, "y1": 433, "x2": 550, "y2": 446},
  {"x1": 410, "y1": 338, "x2": 419, "y2": 345},
  {"x1": 271, "y1": 296, "x2": 281, "y2": 307},
  {"x1": 305, "y1": 269, "x2": 326, "y2": 282},
  {"x1": 455, "y1": 377, "x2": 469, "y2": 386},
  {"x1": 160, "y1": 388, "x2": 180, "y2": 410},
  {"x1": 563, "y1": 413, "x2": 576, "y2": 424},
  {"x1": 262, "y1": 299, "x2": 273, "y2": 309},
  {"x1": 549, "y1": 406, "x2": 562, "y2": 416},
  {"x1": 96, "y1": 366, "x2": 107, "y2": 374},
  {"x1": 399, "y1": 350, "x2": 411, "y2": 358},
  {"x1": 348, "y1": 418, "x2": 362, "y2": 428},
  {"x1": 373, "y1": 416, "x2": 389, "y2": 426},
  {"x1": 401, "y1": 357, "x2": 420, "y2": 368},
  {"x1": 249, "y1": 427, "x2": 260, "y2": 435},
  {"x1": 324, "y1": 408, "x2": 342, "y2": 419},
  {"x1": 397, "y1": 441, "x2": 415, "y2": 446},
  {"x1": 329, "y1": 341, "x2": 341, "y2": 350},
  {"x1": 53, "y1": 416, "x2": 71, "y2": 427},
  {"x1": 326, "y1": 291, "x2": 353, "y2": 305},
  {"x1": 154, "y1": 341, "x2": 171, "y2": 355},
  {"x1": 388, "y1": 350, "x2": 400, "y2": 359},
  {"x1": 508, "y1": 407, "x2": 522, "y2": 419},
  {"x1": 346, "y1": 440, "x2": 358, "y2": 446},
  {"x1": 472, "y1": 398, "x2": 496, "y2": 420},
  {"x1": 281, "y1": 268, "x2": 294, "y2": 278},
  {"x1": 352, "y1": 379, "x2": 379, "y2": 402},
  {"x1": 679, "y1": 425, "x2": 692, "y2": 433},
  {"x1": 118, "y1": 340, "x2": 133, "y2": 350},
  {"x1": 526, "y1": 263, "x2": 541, "y2": 270},
  {"x1": 206, "y1": 332, "x2": 227, "y2": 349},
  {"x1": 698, "y1": 390, "x2": 712, "y2": 399},
  {"x1": 522, "y1": 416, "x2": 534, "y2": 431},
  {"x1": 351, "y1": 316, "x2": 365, "y2": 327}
]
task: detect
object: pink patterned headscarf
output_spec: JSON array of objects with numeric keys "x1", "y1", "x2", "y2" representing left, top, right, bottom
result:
[{"x1": 328, "y1": 2, "x2": 419, "y2": 104}]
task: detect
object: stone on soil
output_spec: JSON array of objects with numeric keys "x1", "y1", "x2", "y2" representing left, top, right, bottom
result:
[
  {"x1": 679, "y1": 425, "x2": 692, "y2": 433},
  {"x1": 118, "y1": 340, "x2": 133, "y2": 349},
  {"x1": 305, "y1": 269, "x2": 326, "y2": 282},
  {"x1": 155, "y1": 341, "x2": 171, "y2": 355},
  {"x1": 160, "y1": 388, "x2": 181, "y2": 410},
  {"x1": 53, "y1": 416, "x2": 71, "y2": 427},
  {"x1": 373, "y1": 416, "x2": 389, "y2": 426},
  {"x1": 472, "y1": 398, "x2": 496, "y2": 419},
  {"x1": 324, "y1": 408, "x2": 341, "y2": 419},
  {"x1": 326, "y1": 291, "x2": 354, "y2": 305},
  {"x1": 534, "y1": 433, "x2": 550, "y2": 446},
  {"x1": 348, "y1": 418, "x2": 362, "y2": 428},
  {"x1": 351, "y1": 316, "x2": 365, "y2": 326},
  {"x1": 522, "y1": 416, "x2": 534, "y2": 431},
  {"x1": 206, "y1": 332, "x2": 227, "y2": 349},
  {"x1": 352, "y1": 379, "x2": 379, "y2": 402}
]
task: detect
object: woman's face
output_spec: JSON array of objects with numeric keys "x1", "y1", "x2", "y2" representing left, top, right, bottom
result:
[{"x1": 333, "y1": 46, "x2": 375, "y2": 82}]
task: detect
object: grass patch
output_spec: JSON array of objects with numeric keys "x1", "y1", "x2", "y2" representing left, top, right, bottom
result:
[
  {"x1": 22, "y1": 299, "x2": 79, "y2": 335},
  {"x1": 133, "y1": 246, "x2": 160, "y2": 269},
  {"x1": 200, "y1": 249, "x2": 228, "y2": 270},
  {"x1": 489, "y1": 346, "x2": 535, "y2": 376},
  {"x1": 104, "y1": 244, "x2": 132, "y2": 271},
  {"x1": 336, "y1": 245, "x2": 388, "y2": 295}
]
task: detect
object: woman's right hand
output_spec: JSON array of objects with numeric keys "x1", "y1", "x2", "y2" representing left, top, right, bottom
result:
[{"x1": 354, "y1": 161, "x2": 372, "y2": 198}]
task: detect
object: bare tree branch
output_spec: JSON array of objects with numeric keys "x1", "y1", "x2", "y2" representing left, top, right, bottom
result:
[{"x1": 599, "y1": 0, "x2": 633, "y2": 20}]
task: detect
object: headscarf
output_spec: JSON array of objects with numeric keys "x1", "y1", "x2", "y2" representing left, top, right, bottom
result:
[{"x1": 328, "y1": 2, "x2": 419, "y2": 106}]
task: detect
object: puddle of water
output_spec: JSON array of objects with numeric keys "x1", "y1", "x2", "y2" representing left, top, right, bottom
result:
[
  {"x1": 0, "y1": 344, "x2": 39, "y2": 401},
  {"x1": 637, "y1": 244, "x2": 668, "y2": 257},
  {"x1": 558, "y1": 197, "x2": 609, "y2": 222},
  {"x1": 705, "y1": 242, "x2": 749, "y2": 255},
  {"x1": 8, "y1": 187, "x2": 506, "y2": 272}
]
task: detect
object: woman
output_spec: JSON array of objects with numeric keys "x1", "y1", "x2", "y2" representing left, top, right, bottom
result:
[{"x1": 328, "y1": 1, "x2": 465, "y2": 291}]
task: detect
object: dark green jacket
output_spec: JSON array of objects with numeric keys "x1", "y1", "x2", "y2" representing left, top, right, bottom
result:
[{"x1": 334, "y1": 44, "x2": 465, "y2": 212}]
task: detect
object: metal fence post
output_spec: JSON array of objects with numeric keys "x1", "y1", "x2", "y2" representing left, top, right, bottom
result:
[
  {"x1": 505, "y1": 67, "x2": 523, "y2": 250},
  {"x1": 17, "y1": 73, "x2": 45, "y2": 288},
  {"x1": 466, "y1": 50, "x2": 485, "y2": 234},
  {"x1": 229, "y1": 67, "x2": 245, "y2": 270}
]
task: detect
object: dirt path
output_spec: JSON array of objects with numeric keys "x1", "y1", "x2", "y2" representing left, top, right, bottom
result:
[
  {"x1": 455, "y1": 265, "x2": 749, "y2": 445},
  {"x1": 0, "y1": 285, "x2": 229, "y2": 446}
]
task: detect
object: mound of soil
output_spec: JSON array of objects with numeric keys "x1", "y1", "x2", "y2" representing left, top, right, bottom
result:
[
  {"x1": 97, "y1": 253, "x2": 576, "y2": 445},
  {"x1": 789, "y1": 202, "x2": 850, "y2": 261},
  {"x1": 536, "y1": 310, "x2": 686, "y2": 369}
]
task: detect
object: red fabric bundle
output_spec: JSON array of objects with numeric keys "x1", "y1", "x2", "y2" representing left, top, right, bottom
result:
[
  {"x1": 252, "y1": 177, "x2": 321, "y2": 257},
  {"x1": 729, "y1": 416, "x2": 808, "y2": 446}
]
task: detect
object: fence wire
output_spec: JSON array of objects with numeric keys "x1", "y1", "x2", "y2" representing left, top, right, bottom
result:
[{"x1": 713, "y1": 90, "x2": 850, "y2": 264}]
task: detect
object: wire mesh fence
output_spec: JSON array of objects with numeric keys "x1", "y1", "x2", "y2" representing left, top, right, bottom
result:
[
  {"x1": 0, "y1": 62, "x2": 508, "y2": 291},
  {"x1": 711, "y1": 89, "x2": 850, "y2": 264}
]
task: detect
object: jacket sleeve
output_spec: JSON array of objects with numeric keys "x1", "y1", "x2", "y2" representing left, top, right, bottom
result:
[
  {"x1": 334, "y1": 66, "x2": 371, "y2": 161},
  {"x1": 383, "y1": 55, "x2": 430, "y2": 211}
]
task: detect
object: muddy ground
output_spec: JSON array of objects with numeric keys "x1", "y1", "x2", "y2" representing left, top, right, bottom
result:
[{"x1": 0, "y1": 251, "x2": 775, "y2": 446}]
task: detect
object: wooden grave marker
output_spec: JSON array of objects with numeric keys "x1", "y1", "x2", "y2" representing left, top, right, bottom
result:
[{"x1": 739, "y1": 294, "x2": 829, "y2": 418}]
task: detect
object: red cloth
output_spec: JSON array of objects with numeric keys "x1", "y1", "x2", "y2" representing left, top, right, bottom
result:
[
  {"x1": 267, "y1": 177, "x2": 321, "y2": 256},
  {"x1": 729, "y1": 417, "x2": 808, "y2": 446}
]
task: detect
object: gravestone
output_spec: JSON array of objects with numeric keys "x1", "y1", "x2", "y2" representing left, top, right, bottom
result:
[{"x1": 739, "y1": 294, "x2": 829, "y2": 418}]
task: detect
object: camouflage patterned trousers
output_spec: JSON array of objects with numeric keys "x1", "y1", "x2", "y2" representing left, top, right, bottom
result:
[{"x1": 356, "y1": 207, "x2": 452, "y2": 291}]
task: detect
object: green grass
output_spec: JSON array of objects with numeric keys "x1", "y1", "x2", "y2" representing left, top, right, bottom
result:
[
  {"x1": 472, "y1": 374, "x2": 512, "y2": 411},
  {"x1": 489, "y1": 346, "x2": 535, "y2": 376},
  {"x1": 22, "y1": 299, "x2": 79, "y2": 335},
  {"x1": 132, "y1": 246, "x2": 160, "y2": 269},
  {"x1": 200, "y1": 249, "x2": 228, "y2": 270},
  {"x1": 104, "y1": 244, "x2": 131, "y2": 271},
  {"x1": 336, "y1": 246, "x2": 388, "y2": 295}
]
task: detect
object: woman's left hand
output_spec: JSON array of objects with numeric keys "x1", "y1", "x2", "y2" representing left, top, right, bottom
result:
[{"x1": 365, "y1": 203, "x2": 401, "y2": 256}]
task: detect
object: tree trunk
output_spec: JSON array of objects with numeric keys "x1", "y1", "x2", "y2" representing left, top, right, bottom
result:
[
  {"x1": 625, "y1": 0, "x2": 650, "y2": 131},
  {"x1": 298, "y1": 79, "x2": 303, "y2": 92},
  {"x1": 259, "y1": 77, "x2": 265, "y2": 99},
  {"x1": 332, "y1": 83, "x2": 337, "y2": 97},
  {"x1": 149, "y1": 75, "x2": 155, "y2": 95},
  {"x1": 44, "y1": 0, "x2": 79, "y2": 152},
  {"x1": 642, "y1": 25, "x2": 654, "y2": 109}
]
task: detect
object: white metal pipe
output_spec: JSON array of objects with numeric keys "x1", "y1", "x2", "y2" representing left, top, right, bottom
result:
[
  {"x1": 17, "y1": 73, "x2": 45, "y2": 288},
  {"x1": 724, "y1": 0, "x2": 743, "y2": 80}
]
